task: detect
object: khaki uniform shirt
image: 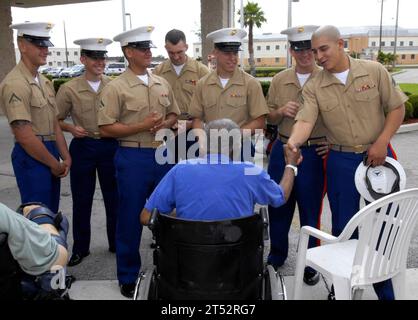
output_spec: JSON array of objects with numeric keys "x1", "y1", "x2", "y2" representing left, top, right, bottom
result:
[
  {"x1": 296, "y1": 57, "x2": 408, "y2": 146},
  {"x1": 56, "y1": 74, "x2": 112, "y2": 135},
  {"x1": 267, "y1": 66, "x2": 326, "y2": 138},
  {"x1": 189, "y1": 68, "x2": 269, "y2": 127},
  {"x1": 153, "y1": 57, "x2": 209, "y2": 115},
  {"x1": 0, "y1": 61, "x2": 58, "y2": 135},
  {"x1": 97, "y1": 68, "x2": 180, "y2": 143}
]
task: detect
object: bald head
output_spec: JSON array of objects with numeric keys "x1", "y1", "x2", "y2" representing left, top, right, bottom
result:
[{"x1": 312, "y1": 25, "x2": 341, "y2": 42}]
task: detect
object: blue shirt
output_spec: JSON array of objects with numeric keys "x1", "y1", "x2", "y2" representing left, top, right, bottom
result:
[{"x1": 145, "y1": 154, "x2": 285, "y2": 221}]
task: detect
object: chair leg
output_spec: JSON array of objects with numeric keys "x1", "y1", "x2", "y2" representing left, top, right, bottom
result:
[
  {"x1": 391, "y1": 271, "x2": 406, "y2": 300},
  {"x1": 352, "y1": 287, "x2": 364, "y2": 300},
  {"x1": 332, "y1": 276, "x2": 352, "y2": 300},
  {"x1": 293, "y1": 233, "x2": 310, "y2": 300}
]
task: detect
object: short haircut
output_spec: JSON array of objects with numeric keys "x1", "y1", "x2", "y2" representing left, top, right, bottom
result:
[
  {"x1": 312, "y1": 25, "x2": 341, "y2": 42},
  {"x1": 205, "y1": 119, "x2": 242, "y2": 158},
  {"x1": 165, "y1": 29, "x2": 186, "y2": 45}
]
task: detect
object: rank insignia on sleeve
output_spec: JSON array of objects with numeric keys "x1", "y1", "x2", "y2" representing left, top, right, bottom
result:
[{"x1": 9, "y1": 93, "x2": 22, "y2": 104}]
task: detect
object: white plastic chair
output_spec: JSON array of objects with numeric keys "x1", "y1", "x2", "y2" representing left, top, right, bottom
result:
[{"x1": 293, "y1": 188, "x2": 418, "y2": 300}]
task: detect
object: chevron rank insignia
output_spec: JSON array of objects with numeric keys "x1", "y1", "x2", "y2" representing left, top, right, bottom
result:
[{"x1": 9, "y1": 93, "x2": 22, "y2": 104}]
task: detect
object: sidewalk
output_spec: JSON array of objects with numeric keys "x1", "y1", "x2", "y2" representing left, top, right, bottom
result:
[{"x1": 67, "y1": 269, "x2": 418, "y2": 300}]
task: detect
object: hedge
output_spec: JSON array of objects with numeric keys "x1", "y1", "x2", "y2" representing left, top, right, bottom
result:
[
  {"x1": 52, "y1": 78, "x2": 71, "y2": 93},
  {"x1": 404, "y1": 101, "x2": 414, "y2": 120},
  {"x1": 408, "y1": 94, "x2": 418, "y2": 118}
]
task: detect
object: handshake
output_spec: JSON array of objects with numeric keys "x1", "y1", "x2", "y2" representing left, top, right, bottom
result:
[{"x1": 283, "y1": 143, "x2": 303, "y2": 166}]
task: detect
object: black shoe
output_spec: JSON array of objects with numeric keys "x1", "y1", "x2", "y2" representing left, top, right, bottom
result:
[
  {"x1": 120, "y1": 283, "x2": 136, "y2": 298},
  {"x1": 68, "y1": 252, "x2": 90, "y2": 267},
  {"x1": 150, "y1": 242, "x2": 157, "y2": 249},
  {"x1": 328, "y1": 286, "x2": 336, "y2": 300},
  {"x1": 303, "y1": 268, "x2": 320, "y2": 286},
  {"x1": 108, "y1": 246, "x2": 116, "y2": 253}
]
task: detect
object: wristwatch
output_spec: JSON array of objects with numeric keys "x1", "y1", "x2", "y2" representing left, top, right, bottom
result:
[{"x1": 285, "y1": 164, "x2": 298, "y2": 176}]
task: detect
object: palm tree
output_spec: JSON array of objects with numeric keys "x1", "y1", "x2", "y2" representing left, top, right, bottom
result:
[{"x1": 238, "y1": 2, "x2": 267, "y2": 77}]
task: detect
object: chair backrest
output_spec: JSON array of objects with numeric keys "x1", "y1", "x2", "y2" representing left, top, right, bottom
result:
[
  {"x1": 347, "y1": 188, "x2": 418, "y2": 286},
  {"x1": 151, "y1": 212, "x2": 265, "y2": 300}
]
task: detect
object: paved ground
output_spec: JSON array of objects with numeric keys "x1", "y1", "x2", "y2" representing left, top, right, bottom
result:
[
  {"x1": 0, "y1": 115, "x2": 417, "y2": 300},
  {"x1": 393, "y1": 68, "x2": 418, "y2": 84}
]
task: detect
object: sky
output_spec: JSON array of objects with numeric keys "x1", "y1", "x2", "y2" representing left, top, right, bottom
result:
[{"x1": 11, "y1": 0, "x2": 418, "y2": 57}]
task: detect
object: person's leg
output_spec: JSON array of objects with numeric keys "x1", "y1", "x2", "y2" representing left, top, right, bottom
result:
[
  {"x1": 267, "y1": 140, "x2": 297, "y2": 268},
  {"x1": 12, "y1": 142, "x2": 60, "y2": 213},
  {"x1": 96, "y1": 139, "x2": 118, "y2": 252},
  {"x1": 114, "y1": 148, "x2": 153, "y2": 288},
  {"x1": 69, "y1": 139, "x2": 96, "y2": 257}
]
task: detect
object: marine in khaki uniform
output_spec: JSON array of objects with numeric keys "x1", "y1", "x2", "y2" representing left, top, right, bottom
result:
[
  {"x1": 288, "y1": 25, "x2": 407, "y2": 300},
  {"x1": 189, "y1": 28, "x2": 269, "y2": 160},
  {"x1": 153, "y1": 29, "x2": 209, "y2": 160},
  {"x1": 266, "y1": 25, "x2": 327, "y2": 286},
  {"x1": 0, "y1": 22, "x2": 71, "y2": 213},
  {"x1": 56, "y1": 38, "x2": 118, "y2": 267},
  {"x1": 97, "y1": 26, "x2": 180, "y2": 298}
]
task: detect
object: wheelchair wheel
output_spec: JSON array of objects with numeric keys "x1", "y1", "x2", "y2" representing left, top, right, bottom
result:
[
  {"x1": 266, "y1": 265, "x2": 287, "y2": 300},
  {"x1": 133, "y1": 267, "x2": 155, "y2": 300}
]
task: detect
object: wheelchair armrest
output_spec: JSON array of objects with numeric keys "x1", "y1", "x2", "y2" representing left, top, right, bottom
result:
[
  {"x1": 259, "y1": 207, "x2": 269, "y2": 241},
  {"x1": 148, "y1": 208, "x2": 159, "y2": 231},
  {"x1": 301, "y1": 226, "x2": 338, "y2": 244}
]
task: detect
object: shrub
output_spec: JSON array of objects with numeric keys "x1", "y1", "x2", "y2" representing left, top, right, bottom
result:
[
  {"x1": 404, "y1": 101, "x2": 414, "y2": 121},
  {"x1": 53, "y1": 78, "x2": 71, "y2": 93},
  {"x1": 408, "y1": 94, "x2": 418, "y2": 118},
  {"x1": 259, "y1": 81, "x2": 271, "y2": 97}
]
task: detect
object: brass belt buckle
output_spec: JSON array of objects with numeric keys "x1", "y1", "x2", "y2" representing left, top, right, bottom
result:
[{"x1": 353, "y1": 145, "x2": 364, "y2": 154}]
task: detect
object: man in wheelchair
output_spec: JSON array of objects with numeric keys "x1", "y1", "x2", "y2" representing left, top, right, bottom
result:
[
  {"x1": 0, "y1": 202, "x2": 72, "y2": 300},
  {"x1": 136, "y1": 119, "x2": 300, "y2": 300}
]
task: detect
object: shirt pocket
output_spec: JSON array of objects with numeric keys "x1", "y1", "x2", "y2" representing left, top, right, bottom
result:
[
  {"x1": 318, "y1": 97, "x2": 339, "y2": 113},
  {"x1": 354, "y1": 88, "x2": 379, "y2": 102},
  {"x1": 158, "y1": 96, "x2": 171, "y2": 108},
  {"x1": 226, "y1": 95, "x2": 246, "y2": 108}
]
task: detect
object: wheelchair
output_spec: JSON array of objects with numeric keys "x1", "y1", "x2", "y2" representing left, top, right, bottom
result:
[
  {"x1": 0, "y1": 232, "x2": 73, "y2": 300},
  {"x1": 134, "y1": 207, "x2": 287, "y2": 300}
]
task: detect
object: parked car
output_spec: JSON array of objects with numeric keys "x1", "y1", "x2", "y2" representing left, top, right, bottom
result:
[
  {"x1": 105, "y1": 63, "x2": 125, "y2": 76},
  {"x1": 68, "y1": 64, "x2": 85, "y2": 78},
  {"x1": 39, "y1": 66, "x2": 52, "y2": 74},
  {"x1": 59, "y1": 67, "x2": 73, "y2": 78},
  {"x1": 47, "y1": 67, "x2": 64, "y2": 78}
]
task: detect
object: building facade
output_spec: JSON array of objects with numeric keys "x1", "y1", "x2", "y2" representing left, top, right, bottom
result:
[
  {"x1": 193, "y1": 26, "x2": 418, "y2": 67},
  {"x1": 15, "y1": 47, "x2": 81, "y2": 68}
]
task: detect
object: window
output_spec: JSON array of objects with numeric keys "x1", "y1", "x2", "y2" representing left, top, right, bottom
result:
[
  {"x1": 257, "y1": 46, "x2": 261, "y2": 51},
  {"x1": 66, "y1": 51, "x2": 69, "y2": 55},
  {"x1": 57, "y1": 51, "x2": 61, "y2": 56},
  {"x1": 400, "y1": 41, "x2": 404, "y2": 46},
  {"x1": 48, "y1": 52, "x2": 52, "y2": 56},
  {"x1": 257, "y1": 58, "x2": 261, "y2": 63},
  {"x1": 266, "y1": 45, "x2": 270, "y2": 51},
  {"x1": 410, "y1": 41, "x2": 414, "y2": 46},
  {"x1": 380, "y1": 41, "x2": 385, "y2": 47},
  {"x1": 344, "y1": 41, "x2": 348, "y2": 48},
  {"x1": 57, "y1": 61, "x2": 62, "y2": 66},
  {"x1": 74, "y1": 51, "x2": 78, "y2": 56},
  {"x1": 401, "y1": 54, "x2": 406, "y2": 60},
  {"x1": 275, "y1": 45, "x2": 280, "y2": 50},
  {"x1": 412, "y1": 54, "x2": 416, "y2": 60},
  {"x1": 391, "y1": 41, "x2": 395, "y2": 47},
  {"x1": 371, "y1": 41, "x2": 376, "y2": 47},
  {"x1": 275, "y1": 57, "x2": 280, "y2": 63},
  {"x1": 196, "y1": 48, "x2": 200, "y2": 53},
  {"x1": 48, "y1": 62, "x2": 53, "y2": 66}
]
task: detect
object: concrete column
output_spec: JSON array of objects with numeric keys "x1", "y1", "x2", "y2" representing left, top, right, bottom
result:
[
  {"x1": 0, "y1": 0, "x2": 16, "y2": 83},
  {"x1": 200, "y1": 0, "x2": 232, "y2": 65}
]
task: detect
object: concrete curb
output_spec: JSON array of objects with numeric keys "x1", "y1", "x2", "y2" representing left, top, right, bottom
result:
[{"x1": 397, "y1": 122, "x2": 418, "y2": 134}]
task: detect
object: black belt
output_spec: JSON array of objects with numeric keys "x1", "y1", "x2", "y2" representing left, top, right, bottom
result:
[{"x1": 278, "y1": 133, "x2": 327, "y2": 147}]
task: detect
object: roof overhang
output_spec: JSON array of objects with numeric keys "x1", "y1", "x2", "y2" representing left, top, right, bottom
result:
[{"x1": 11, "y1": 0, "x2": 108, "y2": 8}]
